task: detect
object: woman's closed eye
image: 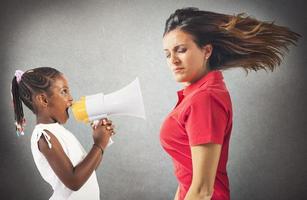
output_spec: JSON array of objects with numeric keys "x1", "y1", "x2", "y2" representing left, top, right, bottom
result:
[{"x1": 177, "y1": 47, "x2": 187, "y2": 53}]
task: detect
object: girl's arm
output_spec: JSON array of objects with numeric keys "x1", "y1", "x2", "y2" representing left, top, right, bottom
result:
[
  {"x1": 38, "y1": 120, "x2": 112, "y2": 191},
  {"x1": 184, "y1": 143, "x2": 222, "y2": 200},
  {"x1": 38, "y1": 131, "x2": 104, "y2": 191}
]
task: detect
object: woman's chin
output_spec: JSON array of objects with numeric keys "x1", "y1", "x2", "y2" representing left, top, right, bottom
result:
[
  {"x1": 174, "y1": 75, "x2": 188, "y2": 83},
  {"x1": 173, "y1": 74, "x2": 184, "y2": 82}
]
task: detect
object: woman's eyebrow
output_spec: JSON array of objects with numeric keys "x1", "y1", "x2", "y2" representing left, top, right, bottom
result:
[{"x1": 164, "y1": 44, "x2": 187, "y2": 51}]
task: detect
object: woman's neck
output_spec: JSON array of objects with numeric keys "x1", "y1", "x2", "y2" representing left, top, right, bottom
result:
[{"x1": 184, "y1": 67, "x2": 210, "y2": 86}]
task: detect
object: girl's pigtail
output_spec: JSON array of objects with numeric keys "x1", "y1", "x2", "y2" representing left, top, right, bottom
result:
[{"x1": 11, "y1": 72, "x2": 26, "y2": 136}]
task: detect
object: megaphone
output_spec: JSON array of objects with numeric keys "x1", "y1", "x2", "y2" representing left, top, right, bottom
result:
[{"x1": 72, "y1": 77, "x2": 146, "y2": 123}]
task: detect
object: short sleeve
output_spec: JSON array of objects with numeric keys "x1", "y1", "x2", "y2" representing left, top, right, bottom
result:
[{"x1": 185, "y1": 91, "x2": 229, "y2": 146}]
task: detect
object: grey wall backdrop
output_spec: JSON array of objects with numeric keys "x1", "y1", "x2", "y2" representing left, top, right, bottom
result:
[{"x1": 1, "y1": 0, "x2": 306, "y2": 199}]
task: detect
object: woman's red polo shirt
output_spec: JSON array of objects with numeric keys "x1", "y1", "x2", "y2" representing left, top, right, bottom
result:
[{"x1": 160, "y1": 70, "x2": 232, "y2": 200}]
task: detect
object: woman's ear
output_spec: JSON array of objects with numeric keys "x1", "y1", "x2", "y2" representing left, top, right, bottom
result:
[
  {"x1": 35, "y1": 93, "x2": 49, "y2": 108},
  {"x1": 202, "y1": 44, "x2": 213, "y2": 60}
]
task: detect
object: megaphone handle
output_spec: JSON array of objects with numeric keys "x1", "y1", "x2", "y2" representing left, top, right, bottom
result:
[
  {"x1": 92, "y1": 120, "x2": 114, "y2": 148},
  {"x1": 107, "y1": 138, "x2": 114, "y2": 147}
]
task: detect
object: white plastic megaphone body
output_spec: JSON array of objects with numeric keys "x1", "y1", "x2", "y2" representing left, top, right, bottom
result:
[{"x1": 72, "y1": 77, "x2": 146, "y2": 123}]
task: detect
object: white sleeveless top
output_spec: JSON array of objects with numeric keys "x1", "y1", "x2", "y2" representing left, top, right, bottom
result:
[{"x1": 31, "y1": 123, "x2": 100, "y2": 200}]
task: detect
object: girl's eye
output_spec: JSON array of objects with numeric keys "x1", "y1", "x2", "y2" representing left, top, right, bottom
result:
[
  {"x1": 61, "y1": 89, "x2": 68, "y2": 95},
  {"x1": 165, "y1": 53, "x2": 170, "y2": 58}
]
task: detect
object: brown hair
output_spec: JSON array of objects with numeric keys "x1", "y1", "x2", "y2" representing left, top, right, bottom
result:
[{"x1": 164, "y1": 7, "x2": 301, "y2": 72}]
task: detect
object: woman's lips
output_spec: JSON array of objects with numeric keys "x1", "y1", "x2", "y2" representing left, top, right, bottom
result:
[{"x1": 173, "y1": 67, "x2": 184, "y2": 73}]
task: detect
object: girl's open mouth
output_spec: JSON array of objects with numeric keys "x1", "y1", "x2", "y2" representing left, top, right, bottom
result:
[{"x1": 65, "y1": 108, "x2": 69, "y2": 118}]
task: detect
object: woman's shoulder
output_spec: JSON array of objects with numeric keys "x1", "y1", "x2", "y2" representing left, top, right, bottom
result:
[
  {"x1": 187, "y1": 88, "x2": 232, "y2": 112},
  {"x1": 191, "y1": 87, "x2": 230, "y2": 101}
]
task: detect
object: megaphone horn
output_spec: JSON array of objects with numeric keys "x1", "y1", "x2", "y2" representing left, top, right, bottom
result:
[{"x1": 72, "y1": 77, "x2": 146, "y2": 123}]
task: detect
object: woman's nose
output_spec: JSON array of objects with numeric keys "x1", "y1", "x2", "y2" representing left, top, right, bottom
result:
[{"x1": 170, "y1": 54, "x2": 180, "y2": 65}]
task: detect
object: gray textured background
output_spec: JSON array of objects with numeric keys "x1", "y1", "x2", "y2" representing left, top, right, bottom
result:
[{"x1": 1, "y1": 0, "x2": 307, "y2": 199}]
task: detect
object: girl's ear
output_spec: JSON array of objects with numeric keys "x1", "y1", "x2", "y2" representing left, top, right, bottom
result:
[
  {"x1": 202, "y1": 44, "x2": 213, "y2": 60},
  {"x1": 35, "y1": 93, "x2": 49, "y2": 108}
]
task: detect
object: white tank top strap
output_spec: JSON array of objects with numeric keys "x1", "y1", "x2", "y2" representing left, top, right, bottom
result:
[{"x1": 34, "y1": 127, "x2": 52, "y2": 149}]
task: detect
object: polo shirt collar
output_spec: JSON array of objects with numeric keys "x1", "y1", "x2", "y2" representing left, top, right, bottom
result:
[{"x1": 182, "y1": 70, "x2": 223, "y2": 96}]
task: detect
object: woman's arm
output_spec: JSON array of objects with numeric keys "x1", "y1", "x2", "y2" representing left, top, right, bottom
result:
[
  {"x1": 174, "y1": 186, "x2": 179, "y2": 200},
  {"x1": 184, "y1": 143, "x2": 222, "y2": 200}
]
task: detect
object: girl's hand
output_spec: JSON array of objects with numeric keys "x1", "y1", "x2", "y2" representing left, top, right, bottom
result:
[{"x1": 91, "y1": 118, "x2": 115, "y2": 150}]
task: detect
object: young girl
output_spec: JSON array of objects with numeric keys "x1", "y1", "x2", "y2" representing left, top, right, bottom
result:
[
  {"x1": 160, "y1": 7, "x2": 300, "y2": 200},
  {"x1": 11, "y1": 67, "x2": 114, "y2": 200}
]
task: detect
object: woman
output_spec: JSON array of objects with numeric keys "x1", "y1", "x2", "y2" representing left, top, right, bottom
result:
[{"x1": 160, "y1": 7, "x2": 300, "y2": 200}]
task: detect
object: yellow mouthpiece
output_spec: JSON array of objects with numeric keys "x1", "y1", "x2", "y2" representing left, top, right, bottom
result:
[{"x1": 71, "y1": 96, "x2": 89, "y2": 123}]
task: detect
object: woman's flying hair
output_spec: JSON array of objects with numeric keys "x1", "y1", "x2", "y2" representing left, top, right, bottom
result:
[{"x1": 164, "y1": 7, "x2": 301, "y2": 72}]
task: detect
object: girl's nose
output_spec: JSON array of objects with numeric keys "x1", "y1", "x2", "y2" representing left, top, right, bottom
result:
[{"x1": 68, "y1": 95, "x2": 73, "y2": 103}]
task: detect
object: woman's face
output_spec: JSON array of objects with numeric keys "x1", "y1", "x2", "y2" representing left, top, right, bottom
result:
[
  {"x1": 45, "y1": 75, "x2": 73, "y2": 124},
  {"x1": 163, "y1": 29, "x2": 211, "y2": 85}
]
